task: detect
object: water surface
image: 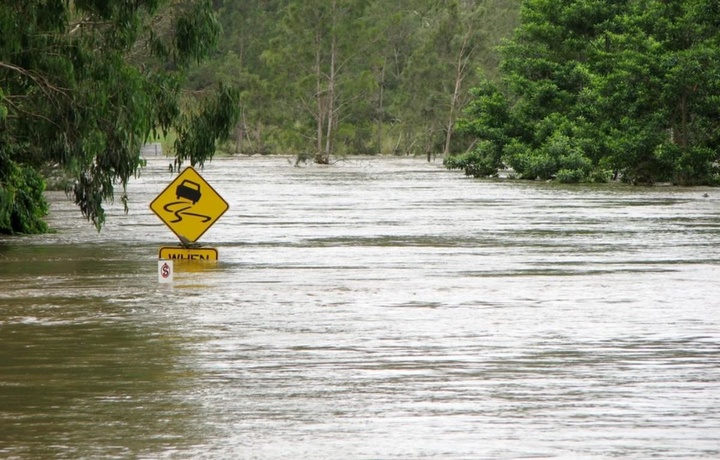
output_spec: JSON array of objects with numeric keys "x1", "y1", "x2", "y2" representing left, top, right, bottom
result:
[{"x1": 1, "y1": 156, "x2": 719, "y2": 459}]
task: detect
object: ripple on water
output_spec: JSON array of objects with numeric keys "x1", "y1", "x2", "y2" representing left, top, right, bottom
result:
[{"x1": 1, "y1": 156, "x2": 719, "y2": 458}]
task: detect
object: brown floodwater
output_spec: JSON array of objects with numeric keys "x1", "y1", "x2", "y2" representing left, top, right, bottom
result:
[{"x1": 1, "y1": 154, "x2": 719, "y2": 459}]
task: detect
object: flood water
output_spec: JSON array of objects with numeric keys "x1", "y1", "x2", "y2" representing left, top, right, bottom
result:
[{"x1": 1, "y1": 155, "x2": 719, "y2": 459}]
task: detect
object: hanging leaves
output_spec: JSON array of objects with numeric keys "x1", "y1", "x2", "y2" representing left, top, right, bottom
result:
[{"x1": 0, "y1": 0, "x2": 240, "y2": 233}]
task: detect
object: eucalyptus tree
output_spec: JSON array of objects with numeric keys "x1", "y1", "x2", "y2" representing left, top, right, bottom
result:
[
  {"x1": 362, "y1": 0, "x2": 431, "y2": 155},
  {"x1": 397, "y1": 0, "x2": 517, "y2": 160},
  {"x1": 0, "y1": 0, "x2": 239, "y2": 234},
  {"x1": 438, "y1": 1, "x2": 489, "y2": 157},
  {"x1": 197, "y1": 0, "x2": 284, "y2": 155},
  {"x1": 263, "y1": 0, "x2": 375, "y2": 164}
]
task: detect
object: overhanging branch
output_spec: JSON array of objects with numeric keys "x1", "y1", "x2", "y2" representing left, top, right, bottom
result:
[{"x1": 0, "y1": 61, "x2": 71, "y2": 104}]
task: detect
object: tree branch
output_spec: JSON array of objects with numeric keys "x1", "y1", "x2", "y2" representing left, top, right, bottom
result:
[{"x1": 0, "y1": 61, "x2": 71, "y2": 104}]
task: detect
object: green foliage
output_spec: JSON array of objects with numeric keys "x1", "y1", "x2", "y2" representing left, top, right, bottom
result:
[
  {"x1": 444, "y1": 140, "x2": 503, "y2": 177},
  {"x1": 0, "y1": 88, "x2": 6, "y2": 120},
  {"x1": 459, "y1": 0, "x2": 720, "y2": 185},
  {"x1": 457, "y1": 80, "x2": 510, "y2": 140},
  {"x1": 174, "y1": 1, "x2": 221, "y2": 66},
  {"x1": 0, "y1": 157, "x2": 49, "y2": 235},
  {"x1": 174, "y1": 83, "x2": 240, "y2": 169},
  {"x1": 0, "y1": 0, "x2": 240, "y2": 233},
  {"x1": 448, "y1": 78, "x2": 511, "y2": 176},
  {"x1": 187, "y1": 0, "x2": 521, "y2": 160}
]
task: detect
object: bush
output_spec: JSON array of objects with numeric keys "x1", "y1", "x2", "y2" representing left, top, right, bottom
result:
[
  {"x1": 555, "y1": 168, "x2": 585, "y2": 183},
  {"x1": 0, "y1": 161, "x2": 49, "y2": 234},
  {"x1": 672, "y1": 146, "x2": 717, "y2": 186},
  {"x1": 444, "y1": 140, "x2": 502, "y2": 177},
  {"x1": 587, "y1": 168, "x2": 612, "y2": 183}
]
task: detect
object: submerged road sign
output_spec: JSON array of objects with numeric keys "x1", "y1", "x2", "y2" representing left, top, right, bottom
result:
[
  {"x1": 159, "y1": 247, "x2": 218, "y2": 261},
  {"x1": 150, "y1": 167, "x2": 229, "y2": 242}
]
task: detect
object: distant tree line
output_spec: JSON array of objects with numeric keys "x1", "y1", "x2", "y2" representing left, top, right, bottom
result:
[
  {"x1": 0, "y1": 0, "x2": 524, "y2": 234},
  {"x1": 190, "y1": 0, "x2": 520, "y2": 163},
  {"x1": 447, "y1": 0, "x2": 720, "y2": 185},
  {"x1": 6, "y1": 0, "x2": 715, "y2": 236}
]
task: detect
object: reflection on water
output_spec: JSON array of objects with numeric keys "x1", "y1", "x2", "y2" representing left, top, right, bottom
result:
[{"x1": 1, "y1": 156, "x2": 720, "y2": 458}]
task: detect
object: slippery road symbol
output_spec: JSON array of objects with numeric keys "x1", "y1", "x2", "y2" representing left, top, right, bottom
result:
[
  {"x1": 162, "y1": 202, "x2": 212, "y2": 223},
  {"x1": 150, "y1": 166, "x2": 229, "y2": 243},
  {"x1": 162, "y1": 180, "x2": 212, "y2": 223}
]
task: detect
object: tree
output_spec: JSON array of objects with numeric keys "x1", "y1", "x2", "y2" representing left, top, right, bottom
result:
[
  {"x1": 194, "y1": 0, "x2": 285, "y2": 155},
  {"x1": 447, "y1": 77, "x2": 511, "y2": 176},
  {"x1": 397, "y1": 0, "x2": 518, "y2": 161},
  {"x1": 497, "y1": 0, "x2": 621, "y2": 181},
  {"x1": 453, "y1": 0, "x2": 720, "y2": 184},
  {"x1": 0, "y1": 0, "x2": 239, "y2": 234},
  {"x1": 262, "y1": 0, "x2": 375, "y2": 164},
  {"x1": 186, "y1": 0, "x2": 521, "y2": 161},
  {"x1": 600, "y1": 0, "x2": 720, "y2": 184},
  {"x1": 438, "y1": 1, "x2": 489, "y2": 158}
]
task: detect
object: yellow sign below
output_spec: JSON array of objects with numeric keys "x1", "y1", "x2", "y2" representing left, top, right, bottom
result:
[
  {"x1": 159, "y1": 247, "x2": 218, "y2": 261},
  {"x1": 150, "y1": 166, "x2": 229, "y2": 242}
]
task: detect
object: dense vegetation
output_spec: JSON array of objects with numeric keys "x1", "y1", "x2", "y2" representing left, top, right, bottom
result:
[
  {"x1": 447, "y1": 0, "x2": 720, "y2": 185},
  {"x1": 0, "y1": 0, "x2": 239, "y2": 234},
  {"x1": 189, "y1": 0, "x2": 520, "y2": 163},
  {"x1": 1, "y1": 0, "x2": 521, "y2": 234},
  {"x1": 6, "y1": 0, "x2": 716, "y2": 234}
]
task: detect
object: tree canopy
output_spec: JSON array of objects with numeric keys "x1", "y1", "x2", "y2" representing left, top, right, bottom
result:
[
  {"x1": 0, "y1": 0, "x2": 239, "y2": 234},
  {"x1": 448, "y1": 0, "x2": 720, "y2": 185},
  {"x1": 189, "y1": 0, "x2": 520, "y2": 162}
]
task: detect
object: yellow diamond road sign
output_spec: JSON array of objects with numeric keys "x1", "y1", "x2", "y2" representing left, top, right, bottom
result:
[{"x1": 150, "y1": 166, "x2": 229, "y2": 243}]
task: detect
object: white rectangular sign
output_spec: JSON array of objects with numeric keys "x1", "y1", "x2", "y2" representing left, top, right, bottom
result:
[{"x1": 158, "y1": 260, "x2": 174, "y2": 283}]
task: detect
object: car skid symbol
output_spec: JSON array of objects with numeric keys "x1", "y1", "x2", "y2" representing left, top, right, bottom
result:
[{"x1": 176, "y1": 180, "x2": 202, "y2": 204}]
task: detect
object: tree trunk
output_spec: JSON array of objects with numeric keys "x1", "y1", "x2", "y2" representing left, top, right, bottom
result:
[
  {"x1": 256, "y1": 120, "x2": 264, "y2": 154},
  {"x1": 376, "y1": 57, "x2": 386, "y2": 154},
  {"x1": 322, "y1": 1, "x2": 338, "y2": 164},
  {"x1": 427, "y1": 119, "x2": 437, "y2": 162},
  {"x1": 679, "y1": 91, "x2": 689, "y2": 150},
  {"x1": 324, "y1": 34, "x2": 336, "y2": 162},
  {"x1": 444, "y1": 77, "x2": 462, "y2": 157},
  {"x1": 444, "y1": 32, "x2": 472, "y2": 157},
  {"x1": 235, "y1": 122, "x2": 244, "y2": 154},
  {"x1": 314, "y1": 26, "x2": 326, "y2": 164},
  {"x1": 241, "y1": 112, "x2": 255, "y2": 154}
]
